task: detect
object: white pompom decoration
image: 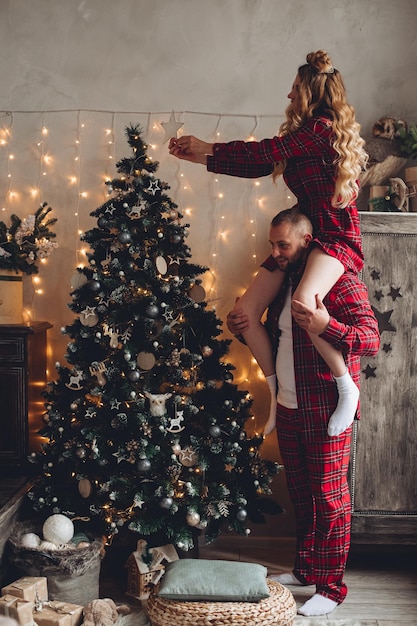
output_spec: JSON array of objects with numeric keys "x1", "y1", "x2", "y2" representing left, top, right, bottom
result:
[
  {"x1": 39, "y1": 540, "x2": 60, "y2": 551},
  {"x1": 42, "y1": 514, "x2": 74, "y2": 545},
  {"x1": 21, "y1": 532, "x2": 41, "y2": 549}
]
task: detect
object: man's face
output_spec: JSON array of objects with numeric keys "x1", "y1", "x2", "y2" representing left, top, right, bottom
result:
[{"x1": 268, "y1": 221, "x2": 310, "y2": 271}]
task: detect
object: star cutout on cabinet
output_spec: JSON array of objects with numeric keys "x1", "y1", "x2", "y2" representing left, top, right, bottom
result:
[
  {"x1": 388, "y1": 286, "x2": 402, "y2": 301},
  {"x1": 374, "y1": 290, "x2": 384, "y2": 301},
  {"x1": 161, "y1": 111, "x2": 184, "y2": 143},
  {"x1": 382, "y1": 343, "x2": 392, "y2": 353},
  {"x1": 362, "y1": 364, "x2": 377, "y2": 379},
  {"x1": 370, "y1": 269, "x2": 381, "y2": 281}
]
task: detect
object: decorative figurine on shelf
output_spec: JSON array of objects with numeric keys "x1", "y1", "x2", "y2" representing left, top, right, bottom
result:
[{"x1": 360, "y1": 116, "x2": 408, "y2": 187}]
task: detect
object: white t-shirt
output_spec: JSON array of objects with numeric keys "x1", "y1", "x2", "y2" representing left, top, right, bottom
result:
[{"x1": 275, "y1": 286, "x2": 298, "y2": 409}]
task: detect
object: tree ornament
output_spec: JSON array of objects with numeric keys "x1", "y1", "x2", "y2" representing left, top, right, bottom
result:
[
  {"x1": 118, "y1": 231, "x2": 132, "y2": 244},
  {"x1": 97, "y1": 216, "x2": 109, "y2": 229},
  {"x1": 145, "y1": 304, "x2": 159, "y2": 319},
  {"x1": 88, "y1": 279, "x2": 101, "y2": 292},
  {"x1": 189, "y1": 284, "x2": 206, "y2": 303},
  {"x1": 144, "y1": 391, "x2": 172, "y2": 416},
  {"x1": 137, "y1": 351, "x2": 156, "y2": 370},
  {"x1": 179, "y1": 446, "x2": 198, "y2": 467},
  {"x1": 76, "y1": 447, "x2": 86, "y2": 459},
  {"x1": 166, "y1": 409, "x2": 185, "y2": 433},
  {"x1": 155, "y1": 255, "x2": 168, "y2": 275},
  {"x1": 170, "y1": 233, "x2": 182, "y2": 244},
  {"x1": 202, "y1": 346, "x2": 213, "y2": 358},
  {"x1": 70, "y1": 272, "x2": 88, "y2": 290},
  {"x1": 172, "y1": 443, "x2": 181, "y2": 455},
  {"x1": 78, "y1": 478, "x2": 92, "y2": 498},
  {"x1": 236, "y1": 508, "x2": 248, "y2": 522},
  {"x1": 186, "y1": 511, "x2": 201, "y2": 527},
  {"x1": 43, "y1": 514, "x2": 74, "y2": 544},
  {"x1": 80, "y1": 307, "x2": 99, "y2": 327},
  {"x1": 137, "y1": 458, "x2": 151, "y2": 473},
  {"x1": 209, "y1": 425, "x2": 221, "y2": 438},
  {"x1": 89, "y1": 361, "x2": 107, "y2": 386},
  {"x1": 128, "y1": 370, "x2": 141, "y2": 382},
  {"x1": 159, "y1": 496, "x2": 173, "y2": 509},
  {"x1": 161, "y1": 111, "x2": 184, "y2": 144}
]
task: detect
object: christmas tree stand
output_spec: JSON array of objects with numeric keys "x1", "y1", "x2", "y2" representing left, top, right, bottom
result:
[
  {"x1": 146, "y1": 579, "x2": 297, "y2": 626},
  {"x1": 7, "y1": 521, "x2": 104, "y2": 606}
]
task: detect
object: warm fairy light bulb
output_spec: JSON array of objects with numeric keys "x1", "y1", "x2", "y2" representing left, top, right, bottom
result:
[
  {"x1": 80, "y1": 191, "x2": 88, "y2": 198},
  {"x1": 218, "y1": 192, "x2": 224, "y2": 199},
  {"x1": 0, "y1": 139, "x2": 7, "y2": 145},
  {"x1": 33, "y1": 276, "x2": 41, "y2": 284},
  {"x1": 30, "y1": 188, "x2": 39, "y2": 197},
  {"x1": 255, "y1": 181, "x2": 260, "y2": 186},
  {"x1": 42, "y1": 126, "x2": 48, "y2": 135},
  {"x1": 69, "y1": 176, "x2": 77, "y2": 184},
  {"x1": 9, "y1": 154, "x2": 14, "y2": 160}
]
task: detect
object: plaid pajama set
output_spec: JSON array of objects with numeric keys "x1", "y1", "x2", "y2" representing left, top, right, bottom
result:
[{"x1": 207, "y1": 119, "x2": 380, "y2": 603}]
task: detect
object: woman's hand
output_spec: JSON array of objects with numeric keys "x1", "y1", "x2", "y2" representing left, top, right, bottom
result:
[{"x1": 168, "y1": 135, "x2": 214, "y2": 164}]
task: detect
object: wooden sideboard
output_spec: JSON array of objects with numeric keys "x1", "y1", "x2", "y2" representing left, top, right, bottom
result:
[
  {"x1": 350, "y1": 213, "x2": 417, "y2": 543},
  {"x1": 0, "y1": 322, "x2": 52, "y2": 472}
]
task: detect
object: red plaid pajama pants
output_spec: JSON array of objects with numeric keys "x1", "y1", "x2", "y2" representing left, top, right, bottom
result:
[{"x1": 276, "y1": 403, "x2": 352, "y2": 604}]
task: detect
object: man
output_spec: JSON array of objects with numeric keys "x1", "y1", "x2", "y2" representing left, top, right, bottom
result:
[{"x1": 227, "y1": 208, "x2": 380, "y2": 617}]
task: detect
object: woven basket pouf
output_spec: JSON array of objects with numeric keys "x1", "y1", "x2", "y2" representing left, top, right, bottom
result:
[{"x1": 147, "y1": 578, "x2": 297, "y2": 626}]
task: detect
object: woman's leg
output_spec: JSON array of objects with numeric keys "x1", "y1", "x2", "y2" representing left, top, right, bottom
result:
[
  {"x1": 292, "y1": 248, "x2": 359, "y2": 436},
  {"x1": 233, "y1": 266, "x2": 285, "y2": 434}
]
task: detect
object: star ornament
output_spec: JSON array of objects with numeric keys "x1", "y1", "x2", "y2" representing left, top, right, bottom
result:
[{"x1": 161, "y1": 111, "x2": 184, "y2": 144}]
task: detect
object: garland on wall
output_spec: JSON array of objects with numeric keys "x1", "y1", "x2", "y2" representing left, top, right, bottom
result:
[{"x1": 0, "y1": 109, "x2": 294, "y2": 397}]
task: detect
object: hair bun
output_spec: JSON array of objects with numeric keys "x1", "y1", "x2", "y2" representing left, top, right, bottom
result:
[{"x1": 306, "y1": 50, "x2": 334, "y2": 74}]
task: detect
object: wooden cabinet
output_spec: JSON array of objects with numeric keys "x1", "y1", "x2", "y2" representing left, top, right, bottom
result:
[
  {"x1": 350, "y1": 213, "x2": 417, "y2": 543},
  {"x1": 0, "y1": 322, "x2": 52, "y2": 472}
]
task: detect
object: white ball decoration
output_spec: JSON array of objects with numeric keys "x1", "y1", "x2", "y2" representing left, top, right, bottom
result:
[
  {"x1": 43, "y1": 514, "x2": 74, "y2": 545},
  {"x1": 21, "y1": 533, "x2": 41, "y2": 549}
]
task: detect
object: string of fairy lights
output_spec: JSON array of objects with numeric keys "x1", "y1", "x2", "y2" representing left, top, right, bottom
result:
[{"x1": 0, "y1": 109, "x2": 295, "y2": 401}]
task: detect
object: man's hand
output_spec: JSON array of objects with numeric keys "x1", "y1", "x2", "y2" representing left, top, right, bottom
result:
[
  {"x1": 227, "y1": 306, "x2": 250, "y2": 335},
  {"x1": 291, "y1": 294, "x2": 330, "y2": 334}
]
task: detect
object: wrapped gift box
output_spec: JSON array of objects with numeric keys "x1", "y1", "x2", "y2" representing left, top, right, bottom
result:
[
  {"x1": 34, "y1": 601, "x2": 83, "y2": 626},
  {"x1": 2, "y1": 577, "x2": 48, "y2": 602},
  {"x1": 0, "y1": 594, "x2": 33, "y2": 626}
]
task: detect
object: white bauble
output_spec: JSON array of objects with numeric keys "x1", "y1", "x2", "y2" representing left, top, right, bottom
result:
[
  {"x1": 43, "y1": 514, "x2": 74, "y2": 544},
  {"x1": 21, "y1": 532, "x2": 41, "y2": 549}
]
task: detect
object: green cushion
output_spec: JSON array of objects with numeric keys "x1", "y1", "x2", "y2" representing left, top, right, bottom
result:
[{"x1": 157, "y1": 559, "x2": 269, "y2": 602}]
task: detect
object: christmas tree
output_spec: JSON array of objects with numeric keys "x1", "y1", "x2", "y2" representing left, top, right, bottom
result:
[{"x1": 27, "y1": 125, "x2": 281, "y2": 551}]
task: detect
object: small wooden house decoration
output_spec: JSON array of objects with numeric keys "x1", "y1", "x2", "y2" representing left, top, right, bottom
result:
[{"x1": 125, "y1": 539, "x2": 179, "y2": 601}]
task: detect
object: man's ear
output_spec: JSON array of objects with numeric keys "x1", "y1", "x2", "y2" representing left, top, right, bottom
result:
[{"x1": 303, "y1": 233, "x2": 313, "y2": 247}]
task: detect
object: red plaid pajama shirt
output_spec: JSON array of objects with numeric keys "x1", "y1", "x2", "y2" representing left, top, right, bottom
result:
[
  {"x1": 207, "y1": 115, "x2": 364, "y2": 274},
  {"x1": 264, "y1": 262, "x2": 380, "y2": 603}
]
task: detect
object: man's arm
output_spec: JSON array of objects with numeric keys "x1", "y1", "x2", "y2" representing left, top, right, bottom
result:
[{"x1": 312, "y1": 276, "x2": 380, "y2": 357}]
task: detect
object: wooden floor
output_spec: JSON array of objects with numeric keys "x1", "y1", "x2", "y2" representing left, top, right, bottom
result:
[
  {"x1": 198, "y1": 536, "x2": 417, "y2": 625},
  {"x1": 99, "y1": 533, "x2": 417, "y2": 625},
  {"x1": 1, "y1": 480, "x2": 416, "y2": 625}
]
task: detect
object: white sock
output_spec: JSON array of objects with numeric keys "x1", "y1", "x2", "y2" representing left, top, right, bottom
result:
[
  {"x1": 298, "y1": 593, "x2": 338, "y2": 616},
  {"x1": 327, "y1": 369, "x2": 359, "y2": 437},
  {"x1": 269, "y1": 572, "x2": 303, "y2": 585},
  {"x1": 264, "y1": 374, "x2": 277, "y2": 435}
]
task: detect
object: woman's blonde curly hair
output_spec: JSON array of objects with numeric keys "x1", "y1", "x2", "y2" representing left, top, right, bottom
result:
[{"x1": 274, "y1": 50, "x2": 367, "y2": 209}]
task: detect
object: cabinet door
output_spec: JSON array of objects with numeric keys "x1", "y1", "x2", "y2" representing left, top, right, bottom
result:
[
  {"x1": 0, "y1": 365, "x2": 27, "y2": 465},
  {"x1": 350, "y1": 214, "x2": 417, "y2": 543}
]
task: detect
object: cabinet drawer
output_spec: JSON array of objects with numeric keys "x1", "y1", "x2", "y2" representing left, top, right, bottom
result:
[{"x1": 0, "y1": 337, "x2": 25, "y2": 362}]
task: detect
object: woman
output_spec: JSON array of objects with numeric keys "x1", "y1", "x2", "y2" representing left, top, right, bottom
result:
[{"x1": 169, "y1": 50, "x2": 368, "y2": 440}]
